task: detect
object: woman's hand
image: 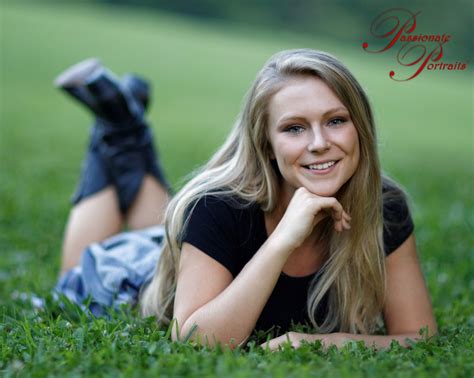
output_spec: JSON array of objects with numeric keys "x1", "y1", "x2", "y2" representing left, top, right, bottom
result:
[
  {"x1": 273, "y1": 187, "x2": 351, "y2": 250},
  {"x1": 259, "y1": 330, "x2": 427, "y2": 351},
  {"x1": 260, "y1": 332, "x2": 348, "y2": 351}
]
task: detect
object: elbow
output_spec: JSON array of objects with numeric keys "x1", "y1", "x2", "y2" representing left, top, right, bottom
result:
[
  {"x1": 202, "y1": 336, "x2": 249, "y2": 351},
  {"x1": 171, "y1": 317, "x2": 197, "y2": 343},
  {"x1": 417, "y1": 318, "x2": 438, "y2": 338},
  {"x1": 426, "y1": 323, "x2": 438, "y2": 338},
  {"x1": 389, "y1": 317, "x2": 438, "y2": 340},
  {"x1": 173, "y1": 318, "x2": 249, "y2": 350},
  {"x1": 187, "y1": 330, "x2": 248, "y2": 351},
  {"x1": 394, "y1": 324, "x2": 438, "y2": 345},
  {"x1": 429, "y1": 317, "x2": 439, "y2": 337}
]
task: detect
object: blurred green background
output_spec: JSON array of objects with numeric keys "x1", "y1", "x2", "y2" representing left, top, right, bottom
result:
[{"x1": 1, "y1": 0, "x2": 473, "y2": 331}]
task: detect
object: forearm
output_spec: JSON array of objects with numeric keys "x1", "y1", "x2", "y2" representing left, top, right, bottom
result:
[
  {"x1": 303, "y1": 332, "x2": 427, "y2": 350},
  {"x1": 180, "y1": 234, "x2": 293, "y2": 348},
  {"x1": 262, "y1": 331, "x2": 430, "y2": 351},
  {"x1": 336, "y1": 332, "x2": 423, "y2": 349}
]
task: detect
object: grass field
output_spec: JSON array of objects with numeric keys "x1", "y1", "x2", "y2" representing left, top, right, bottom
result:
[{"x1": 1, "y1": 1, "x2": 473, "y2": 377}]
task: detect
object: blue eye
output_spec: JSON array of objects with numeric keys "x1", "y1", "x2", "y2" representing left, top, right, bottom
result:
[
  {"x1": 328, "y1": 118, "x2": 346, "y2": 127},
  {"x1": 284, "y1": 125, "x2": 304, "y2": 134}
]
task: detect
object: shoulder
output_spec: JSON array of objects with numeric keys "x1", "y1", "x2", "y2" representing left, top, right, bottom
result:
[
  {"x1": 382, "y1": 178, "x2": 415, "y2": 256},
  {"x1": 186, "y1": 191, "x2": 254, "y2": 220},
  {"x1": 181, "y1": 190, "x2": 256, "y2": 277},
  {"x1": 182, "y1": 189, "x2": 257, "y2": 242}
]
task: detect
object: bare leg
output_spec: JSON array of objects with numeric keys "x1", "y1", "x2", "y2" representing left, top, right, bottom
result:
[
  {"x1": 60, "y1": 186, "x2": 123, "y2": 274},
  {"x1": 56, "y1": 59, "x2": 171, "y2": 275},
  {"x1": 126, "y1": 174, "x2": 171, "y2": 229}
]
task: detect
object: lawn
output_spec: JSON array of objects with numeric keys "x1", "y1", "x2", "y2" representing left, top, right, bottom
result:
[{"x1": 1, "y1": 1, "x2": 473, "y2": 377}]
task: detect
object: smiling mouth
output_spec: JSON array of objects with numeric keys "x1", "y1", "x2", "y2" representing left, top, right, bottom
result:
[{"x1": 303, "y1": 160, "x2": 340, "y2": 171}]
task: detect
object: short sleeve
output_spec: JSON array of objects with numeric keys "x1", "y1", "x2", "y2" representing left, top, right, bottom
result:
[
  {"x1": 181, "y1": 195, "x2": 240, "y2": 277},
  {"x1": 383, "y1": 191, "x2": 415, "y2": 256}
]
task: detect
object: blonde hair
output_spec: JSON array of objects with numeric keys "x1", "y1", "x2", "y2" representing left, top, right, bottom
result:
[{"x1": 141, "y1": 48, "x2": 401, "y2": 334}]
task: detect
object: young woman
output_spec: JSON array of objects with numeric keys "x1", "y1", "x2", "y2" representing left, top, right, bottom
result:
[{"x1": 55, "y1": 49, "x2": 437, "y2": 351}]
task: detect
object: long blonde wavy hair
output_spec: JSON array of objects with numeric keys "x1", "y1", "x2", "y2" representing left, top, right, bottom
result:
[{"x1": 141, "y1": 48, "x2": 395, "y2": 334}]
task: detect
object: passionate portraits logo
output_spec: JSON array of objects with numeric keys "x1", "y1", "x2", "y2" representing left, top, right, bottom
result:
[{"x1": 362, "y1": 8, "x2": 469, "y2": 81}]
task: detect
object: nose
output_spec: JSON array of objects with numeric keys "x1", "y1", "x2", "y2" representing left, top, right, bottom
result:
[{"x1": 307, "y1": 126, "x2": 331, "y2": 152}]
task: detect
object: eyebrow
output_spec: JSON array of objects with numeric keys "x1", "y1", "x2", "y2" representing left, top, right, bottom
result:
[{"x1": 277, "y1": 106, "x2": 349, "y2": 124}]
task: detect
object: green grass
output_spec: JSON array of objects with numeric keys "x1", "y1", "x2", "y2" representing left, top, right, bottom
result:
[{"x1": 1, "y1": 1, "x2": 473, "y2": 377}]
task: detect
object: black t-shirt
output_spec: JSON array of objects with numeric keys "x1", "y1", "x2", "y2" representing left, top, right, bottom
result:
[{"x1": 182, "y1": 185, "x2": 414, "y2": 333}]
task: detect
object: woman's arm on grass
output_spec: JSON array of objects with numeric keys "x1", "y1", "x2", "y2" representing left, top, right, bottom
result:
[
  {"x1": 172, "y1": 233, "x2": 294, "y2": 349},
  {"x1": 261, "y1": 233, "x2": 438, "y2": 351},
  {"x1": 383, "y1": 233, "x2": 437, "y2": 337},
  {"x1": 259, "y1": 331, "x2": 425, "y2": 351},
  {"x1": 172, "y1": 190, "x2": 351, "y2": 349}
]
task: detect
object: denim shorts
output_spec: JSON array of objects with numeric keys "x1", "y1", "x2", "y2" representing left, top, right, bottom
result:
[{"x1": 55, "y1": 225, "x2": 165, "y2": 316}]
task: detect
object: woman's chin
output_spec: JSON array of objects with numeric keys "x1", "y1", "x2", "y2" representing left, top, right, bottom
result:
[{"x1": 304, "y1": 186, "x2": 338, "y2": 198}]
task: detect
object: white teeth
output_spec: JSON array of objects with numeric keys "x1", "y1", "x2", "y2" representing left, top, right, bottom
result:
[{"x1": 307, "y1": 161, "x2": 336, "y2": 170}]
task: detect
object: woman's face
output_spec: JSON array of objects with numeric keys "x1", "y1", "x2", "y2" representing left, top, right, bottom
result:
[{"x1": 267, "y1": 76, "x2": 360, "y2": 199}]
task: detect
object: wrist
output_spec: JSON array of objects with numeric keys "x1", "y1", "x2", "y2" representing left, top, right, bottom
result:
[{"x1": 267, "y1": 230, "x2": 297, "y2": 257}]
